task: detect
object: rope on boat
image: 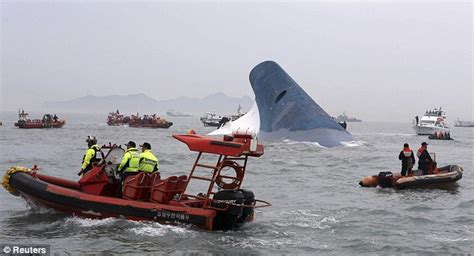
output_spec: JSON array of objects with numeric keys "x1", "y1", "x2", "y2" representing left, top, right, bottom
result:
[{"x1": 2, "y1": 166, "x2": 31, "y2": 196}]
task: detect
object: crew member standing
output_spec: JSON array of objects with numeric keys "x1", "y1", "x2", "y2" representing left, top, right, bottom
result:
[
  {"x1": 139, "y1": 142, "x2": 159, "y2": 173},
  {"x1": 417, "y1": 142, "x2": 433, "y2": 175},
  {"x1": 398, "y1": 143, "x2": 415, "y2": 176},
  {"x1": 79, "y1": 136, "x2": 101, "y2": 176},
  {"x1": 117, "y1": 141, "x2": 140, "y2": 181}
]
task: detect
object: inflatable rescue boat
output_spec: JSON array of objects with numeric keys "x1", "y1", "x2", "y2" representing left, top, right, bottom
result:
[
  {"x1": 2, "y1": 133, "x2": 270, "y2": 231},
  {"x1": 359, "y1": 165, "x2": 463, "y2": 189}
]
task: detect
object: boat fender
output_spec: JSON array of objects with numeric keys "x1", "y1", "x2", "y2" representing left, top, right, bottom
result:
[
  {"x1": 212, "y1": 190, "x2": 246, "y2": 230},
  {"x1": 2, "y1": 166, "x2": 31, "y2": 196},
  {"x1": 377, "y1": 172, "x2": 394, "y2": 188},
  {"x1": 238, "y1": 189, "x2": 255, "y2": 222},
  {"x1": 215, "y1": 161, "x2": 244, "y2": 190}
]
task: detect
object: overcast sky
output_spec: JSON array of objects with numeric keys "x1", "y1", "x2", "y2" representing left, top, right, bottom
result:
[{"x1": 1, "y1": 1, "x2": 472, "y2": 121}]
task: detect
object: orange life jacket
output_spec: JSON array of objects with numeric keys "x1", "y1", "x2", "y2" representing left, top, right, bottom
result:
[
  {"x1": 402, "y1": 148, "x2": 413, "y2": 157},
  {"x1": 417, "y1": 147, "x2": 425, "y2": 157}
]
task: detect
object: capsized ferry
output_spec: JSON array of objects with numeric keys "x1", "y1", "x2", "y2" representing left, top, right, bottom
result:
[{"x1": 2, "y1": 132, "x2": 270, "y2": 231}]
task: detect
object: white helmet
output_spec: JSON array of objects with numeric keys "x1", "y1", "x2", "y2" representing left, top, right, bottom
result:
[{"x1": 86, "y1": 135, "x2": 97, "y2": 143}]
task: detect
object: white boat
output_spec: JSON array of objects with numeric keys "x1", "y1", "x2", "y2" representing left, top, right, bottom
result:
[
  {"x1": 166, "y1": 110, "x2": 193, "y2": 117},
  {"x1": 200, "y1": 106, "x2": 245, "y2": 127},
  {"x1": 454, "y1": 119, "x2": 474, "y2": 127},
  {"x1": 200, "y1": 112, "x2": 226, "y2": 127},
  {"x1": 413, "y1": 107, "x2": 450, "y2": 135}
]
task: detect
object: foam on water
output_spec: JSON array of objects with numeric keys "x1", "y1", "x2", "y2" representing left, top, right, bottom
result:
[
  {"x1": 129, "y1": 222, "x2": 193, "y2": 237},
  {"x1": 65, "y1": 217, "x2": 118, "y2": 227}
]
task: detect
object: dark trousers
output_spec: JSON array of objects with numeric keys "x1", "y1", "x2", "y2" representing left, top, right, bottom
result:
[
  {"x1": 419, "y1": 164, "x2": 429, "y2": 175},
  {"x1": 401, "y1": 166, "x2": 409, "y2": 176}
]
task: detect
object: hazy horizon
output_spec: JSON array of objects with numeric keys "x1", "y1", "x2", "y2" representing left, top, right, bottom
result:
[{"x1": 1, "y1": 1, "x2": 472, "y2": 122}]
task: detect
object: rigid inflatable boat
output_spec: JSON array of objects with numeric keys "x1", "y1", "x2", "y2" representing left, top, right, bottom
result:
[
  {"x1": 359, "y1": 165, "x2": 463, "y2": 189},
  {"x1": 2, "y1": 133, "x2": 270, "y2": 231}
]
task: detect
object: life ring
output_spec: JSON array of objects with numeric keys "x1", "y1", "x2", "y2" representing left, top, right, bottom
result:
[{"x1": 215, "y1": 161, "x2": 244, "y2": 190}]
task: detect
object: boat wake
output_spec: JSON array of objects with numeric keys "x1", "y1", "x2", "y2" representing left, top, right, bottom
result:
[
  {"x1": 267, "y1": 209, "x2": 339, "y2": 231},
  {"x1": 129, "y1": 222, "x2": 194, "y2": 237},
  {"x1": 65, "y1": 216, "x2": 118, "y2": 228}
]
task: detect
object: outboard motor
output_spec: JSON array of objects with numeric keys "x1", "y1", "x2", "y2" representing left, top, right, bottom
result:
[
  {"x1": 378, "y1": 172, "x2": 394, "y2": 188},
  {"x1": 211, "y1": 190, "x2": 245, "y2": 230}
]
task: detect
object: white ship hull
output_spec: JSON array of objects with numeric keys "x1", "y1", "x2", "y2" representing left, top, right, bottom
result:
[{"x1": 413, "y1": 125, "x2": 450, "y2": 135}]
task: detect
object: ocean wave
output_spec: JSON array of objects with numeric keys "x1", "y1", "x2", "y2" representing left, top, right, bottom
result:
[
  {"x1": 270, "y1": 209, "x2": 338, "y2": 230},
  {"x1": 65, "y1": 217, "x2": 118, "y2": 227}
]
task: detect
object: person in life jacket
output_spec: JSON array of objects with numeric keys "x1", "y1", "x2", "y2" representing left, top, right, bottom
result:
[
  {"x1": 398, "y1": 143, "x2": 415, "y2": 176},
  {"x1": 417, "y1": 142, "x2": 433, "y2": 175},
  {"x1": 78, "y1": 135, "x2": 101, "y2": 176},
  {"x1": 138, "y1": 142, "x2": 159, "y2": 173},
  {"x1": 117, "y1": 141, "x2": 140, "y2": 181}
]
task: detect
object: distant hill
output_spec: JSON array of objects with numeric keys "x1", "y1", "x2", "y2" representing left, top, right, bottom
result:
[{"x1": 43, "y1": 93, "x2": 253, "y2": 115}]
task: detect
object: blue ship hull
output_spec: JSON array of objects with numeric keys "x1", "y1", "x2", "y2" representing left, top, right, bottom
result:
[{"x1": 249, "y1": 61, "x2": 354, "y2": 147}]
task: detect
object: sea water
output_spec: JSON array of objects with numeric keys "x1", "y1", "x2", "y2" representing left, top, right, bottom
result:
[{"x1": 0, "y1": 112, "x2": 472, "y2": 254}]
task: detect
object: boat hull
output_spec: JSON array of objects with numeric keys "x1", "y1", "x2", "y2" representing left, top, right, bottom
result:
[
  {"x1": 15, "y1": 121, "x2": 65, "y2": 129},
  {"x1": 412, "y1": 125, "x2": 449, "y2": 135},
  {"x1": 428, "y1": 135, "x2": 453, "y2": 140},
  {"x1": 359, "y1": 165, "x2": 463, "y2": 189},
  {"x1": 129, "y1": 122, "x2": 173, "y2": 129},
  {"x1": 394, "y1": 165, "x2": 462, "y2": 189},
  {"x1": 9, "y1": 172, "x2": 218, "y2": 229}
]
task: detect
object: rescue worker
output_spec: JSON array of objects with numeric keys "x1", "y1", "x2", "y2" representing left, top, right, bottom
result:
[
  {"x1": 117, "y1": 141, "x2": 140, "y2": 181},
  {"x1": 138, "y1": 142, "x2": 159, "y2": 173},
  {"x1": 78, "y1": 135, "x2": 101, "y2": 176},
  {"x1": 417, "y1": 142, "x2": 433, "y2": 175},
  {"x1": 398, "y1": 143, "x2": 415, "y2": 176}
]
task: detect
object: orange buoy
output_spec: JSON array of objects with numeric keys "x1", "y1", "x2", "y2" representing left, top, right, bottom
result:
[{"x1": 359, "y1": 175, "x2": 378, "y2": 187}]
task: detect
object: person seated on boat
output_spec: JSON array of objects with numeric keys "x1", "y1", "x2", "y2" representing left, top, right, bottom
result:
[
  {"x1": 53, "y1": 114, "x2": 58, "y2": 122},
  {"x1": 398, "y1": 143, "x2": 415, "y2": 176},
  {"x1": 78, "y1": 136, "x2": 101, "y2": 176},
  {"x1": 417, "y1": 142, "x2": 433, "y2": 175},
  {"x1": 117, "y1": 141, "x2": 141, "y2": 181},
  {"x1": 138, "y1": 142, "x2": 159, "y2": 173}
]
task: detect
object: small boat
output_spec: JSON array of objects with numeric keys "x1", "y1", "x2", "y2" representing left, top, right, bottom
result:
[
  {"x1": 200, "y1": 106, "x2": 245, "y2": 127},
  {"x1": 359, "y1": 165, "x2": 463, "y2": 189},
  {"x1": 454, "y1": 119, "x2": 474, "y2": 127},
  {"x1": 107, "y1": 109, "x2": 130, "y2": 126},
  {"x1": 166, "y1": 110, "x2": 193, "y2": 117},
  {"x1": 200, "y1": 112, "x2": 227, "y2": 127},
  {"x1": 127, "y1": 113, "x2": 173, "y2": 129},
  {"x1": 413, "y1": 107, "x2": 450, "y2": 135},
  {"x1": 2, "y1": 132, "x2": 270, "y2": 231},
  {"x1": 428, "y1": 134, "x2": 453, "y2": 140},
  {"x1": 335, "y1": 112, "x2": 361, "y2": 122},
  {"x1": 14, "y1": 110, "x2": 65, "y2": 129}
]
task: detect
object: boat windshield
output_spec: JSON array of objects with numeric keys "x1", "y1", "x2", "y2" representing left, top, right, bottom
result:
[{"x1": 104, "y1": 147, "x2": 125, "y2": 165}]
